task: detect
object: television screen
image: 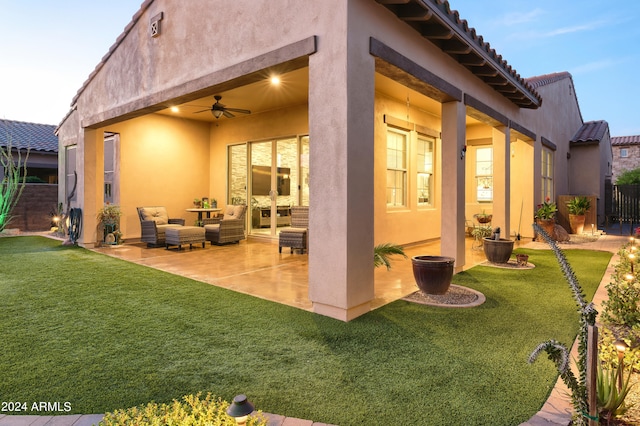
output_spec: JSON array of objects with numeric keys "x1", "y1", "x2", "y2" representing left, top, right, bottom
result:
[{"x1": 251, "y1": 166, "x2": 291, "y2": 196}]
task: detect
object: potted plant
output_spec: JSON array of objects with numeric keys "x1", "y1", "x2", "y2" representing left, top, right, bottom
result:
[
  {"x1": 193, "y1": 198, "x2": 202, "y2": 208},
  {"x1": 474, "y1": 210, "x2": 492, "y2": 224},
  {"x1": 535, "y1": 197, "x2": 557, "y2": 238},
  {"x1": 482, "y1": 227, "x2": 514, "y2": 264},
  {"x1": 97, "y1": 203, "x2": 122, "y2": 244},
  {"x1": 374, "y1": 243, "x2": 407, "y2": 270},
  {"x1": 566, "y1": 196, "x2": 591, "y2": 235},
  {"x1": 471, "y1": 225, "x2": 493, "y2": 245},
  {"x1": 97, "y1": 203, "x2": 121, "y2": 226}
]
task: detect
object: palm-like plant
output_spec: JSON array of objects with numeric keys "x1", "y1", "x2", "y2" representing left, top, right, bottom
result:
[{"x1": 374, "y1": 243, "x2": 407, "y2": 270}]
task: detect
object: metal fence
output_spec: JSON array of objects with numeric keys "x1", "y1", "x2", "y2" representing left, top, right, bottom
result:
[{"x1": 605, "y1": 180, "x2": 640, "y2": 230}]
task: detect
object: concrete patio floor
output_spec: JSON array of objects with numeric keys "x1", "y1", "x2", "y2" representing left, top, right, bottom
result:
[{"x1": 89, "y1": 234, "x2": 513, "y2": 313}]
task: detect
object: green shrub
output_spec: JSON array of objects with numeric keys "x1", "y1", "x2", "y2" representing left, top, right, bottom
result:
[
  {"x1": 616, "y1": 168, "x2": 640, "y2": 185},
  {"x1": 600, "y1": 246, "x2": 640, "y2": 326},
  {"x1": 599, "y1": 327, "x2": 640, "y2": 372},
  {"x1": 99, "y1": 393, "x2": 267, "y2": 426}
]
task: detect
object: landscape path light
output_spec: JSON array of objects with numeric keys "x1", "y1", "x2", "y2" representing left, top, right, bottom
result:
[
  {"x1": 226, "y1": 394, "x2": 255, "y2": 426},
  {"x1": 613, "y1": 339, "x2": 629, "y2": 391},
  {"x1": 628, "y1": 252, "x2": 636, "y2": 273}
]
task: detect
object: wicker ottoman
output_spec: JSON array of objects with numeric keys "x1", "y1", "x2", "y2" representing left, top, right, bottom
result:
[
  {"x1": 278, "y1": 228, "x2": 308, "y2": 254},
  {"x1": 165, "y1": 226, "x2": 206, "y2": 250}
]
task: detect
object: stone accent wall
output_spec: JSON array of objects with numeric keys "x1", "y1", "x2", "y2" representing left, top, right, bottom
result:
[
  {"x1": 612, "y1": 145, "x2": 640, "y2": 182},
  {"x1": 6, "y1": 184, "x2": 58, "y2": 231}
]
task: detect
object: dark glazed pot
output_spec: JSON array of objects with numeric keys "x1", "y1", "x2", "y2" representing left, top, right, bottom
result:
[
  {"x1": 483, "y1": 238, "x2": 515, "y2": 264},
  {"x1": 411, "y1": 255, "x2": 455, "y2": 295}
]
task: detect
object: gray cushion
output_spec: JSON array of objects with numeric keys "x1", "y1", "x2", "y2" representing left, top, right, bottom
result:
[{"x1": 139, "y1": 207, "x2": 169, "y2": 225}]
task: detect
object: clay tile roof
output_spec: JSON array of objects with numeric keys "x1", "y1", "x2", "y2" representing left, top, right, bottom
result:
[
  {"x1": 570, "y1": 120, "x2": 609, "y2": 145},
  {"x1": 376, "y1": 0, "x2": 542, "y2": 109},
  {"x1": 525, "y1": 72, "x2": 572, "y2": 89},
  {"x1": 611, "y1": 135, "x2": 640, "y2": 146},
  {"x1": 0, "y1": 119, "x2": 58, "y2": 152}
]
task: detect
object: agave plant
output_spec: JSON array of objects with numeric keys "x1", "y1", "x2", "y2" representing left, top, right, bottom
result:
[
  {"x1": 374, "y1": 243, "x2": 407, "y2": 270},
  {"x1": 597, "y1": 363, "x2": 633, "y2": 424}
]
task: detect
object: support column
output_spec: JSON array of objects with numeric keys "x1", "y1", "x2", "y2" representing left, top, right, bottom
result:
[
  {"x1": 307, "y1": 23, "x2": 375, "y2": 321},
  {"x1": 441, "y1": 101, "x2": 466, "y2": 272},
  {"x1": 492, "y1": 126, "x2": 511, "y2": 238},
  {"x1": 78, "y1": 128, "x2": 100, "y2": 248}
]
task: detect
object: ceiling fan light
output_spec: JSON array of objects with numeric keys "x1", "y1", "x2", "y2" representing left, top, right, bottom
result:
[{"x1": 212, "y1": 109, "x2": 224, "y2": 119}]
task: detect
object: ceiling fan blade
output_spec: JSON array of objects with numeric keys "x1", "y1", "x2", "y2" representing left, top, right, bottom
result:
[
  {"x1": 225, "y1": 107, "x2": 251, "y2": 114},
  {"x1": 223, "y1": 110, "x2": 235, "y2": 118},
  {"x1": 194, "y1": 108, "x2": 212, "y2": 114}
]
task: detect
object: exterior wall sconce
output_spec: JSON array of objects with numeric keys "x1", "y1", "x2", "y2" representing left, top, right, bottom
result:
[
  {"x1": 226, "y1": 394, "x2": 255, "y2": 425},
  {"x1": 460, "y1": 145, "x2": 466, "y2": 160}
]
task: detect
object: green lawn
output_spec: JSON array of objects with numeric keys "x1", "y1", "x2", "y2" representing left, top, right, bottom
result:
[{"x1": 0, "y1": 236, "x2": 613, "y2": 425}]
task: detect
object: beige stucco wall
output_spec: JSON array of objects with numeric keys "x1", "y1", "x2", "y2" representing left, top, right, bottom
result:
[
  {"x1": 104, "y1": 114, "x2": 210, "y2": 239},
  {"x1": 569, "y1": 138, "x2": 612, "y2": 224},
  {"x1": 373, "y1": 93, "x2": 442, "y2": 245},
  {"x1": 518, "y1": 77, "x2": 584, "y2": 202}
]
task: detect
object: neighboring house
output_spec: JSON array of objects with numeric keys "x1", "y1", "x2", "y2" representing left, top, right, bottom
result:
[
  {"x1": 0, "y1": 119, "x2": 58, "y2": 183},
  {"x1": 0, "y1": 118, "x2": 59, "y2": 231},
  {"x1": 56, "y1": 0, "x2": 611, "y2": 321},
  {"x1": 611, "y1": 135, "x2": 640, "y2": 182}
]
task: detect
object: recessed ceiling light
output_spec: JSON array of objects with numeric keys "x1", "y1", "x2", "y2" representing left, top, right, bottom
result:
[
  {"x1": 170, "y1": 106, "x2": 179, "y2": 113},
  {"x1": 270, "y1": 76, "x2": 281, "y2": 85}
]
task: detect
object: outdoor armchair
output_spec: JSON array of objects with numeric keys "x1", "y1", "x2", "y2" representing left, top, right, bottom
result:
[
  {"x1": 278, "y1": 206, "x2": 309, "y2": 254},
  {"x1": 203, "y1": 205, "x2": 247, "y2": 245},
  {"x1": 137, "y1": 206, "x2": 185, "y2": 247}
]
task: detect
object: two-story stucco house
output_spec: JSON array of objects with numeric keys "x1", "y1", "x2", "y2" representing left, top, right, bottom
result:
[
  {"x1": 56, "y1": 0, "x2": 611, "y2": 320},
  {"x1": 611, "y1": 135, "x2": 640, "y2": 182}
]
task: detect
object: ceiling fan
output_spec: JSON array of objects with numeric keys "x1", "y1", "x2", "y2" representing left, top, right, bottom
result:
[{"x1": 194, "y1": 95, "x2": 251, "y2": 119}]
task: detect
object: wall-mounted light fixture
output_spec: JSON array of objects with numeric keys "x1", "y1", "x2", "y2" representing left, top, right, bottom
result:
[{"x1": 460, "y1": 145, "x2": 467, "y2": 160}]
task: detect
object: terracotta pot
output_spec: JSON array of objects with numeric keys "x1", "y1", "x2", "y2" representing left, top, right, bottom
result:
[
  {"x1": 411, "y1": 255, "x2": 455, "y2": 295},
  {"x1": 536, "y1": 218, "x2": 556, "y2": 239},
  {"x1": 483, "y1": 238, "x2": 514, "y2": 264},
  {"x1": 475, "y1": 214, "x2": 492, "y2": 224},
  {"x1": 516, "y1": 253, "x2": 529, "y2": 266},
  {"x1": 568, "y1": 214, "x2": 585, "y2": 235}
]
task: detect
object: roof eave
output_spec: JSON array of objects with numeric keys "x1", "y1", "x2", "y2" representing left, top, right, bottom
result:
[{"x1": 376, "y1": 0, "x2": 541, "y2": 109}]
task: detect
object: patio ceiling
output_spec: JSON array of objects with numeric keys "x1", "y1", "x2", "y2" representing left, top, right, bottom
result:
[{"x1": 156, "y1": 66, "x2": 481, "y2": 126}]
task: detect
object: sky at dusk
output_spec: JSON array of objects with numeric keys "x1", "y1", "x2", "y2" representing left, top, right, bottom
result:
[{"x1": 1, "y1": 0, "x2": 638, "y2": 136}]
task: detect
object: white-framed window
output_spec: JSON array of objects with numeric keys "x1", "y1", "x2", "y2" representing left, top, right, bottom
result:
[
  {"x1": 476, "y1": 146, "x2": 493, "y2": 202},
  {"x1": 386, "y1": 129, "x2": 407, "y2": 207},
  {"x1": 620, "y1": 148, "x2": 629, "y2": 158},
  {"x1": 541, "y1": 148, "x2": 554, "y2": 202},
  {"x1": 65, "y1": 145, "x2": 77, "y2": 201},
  {"x1": 416, "y1": 135, "x2": 434, "y2": 206}
]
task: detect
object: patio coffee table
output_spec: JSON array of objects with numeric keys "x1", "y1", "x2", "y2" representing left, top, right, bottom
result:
[{"x1": 165, "y1": 226, "x2": 206, "y2": 250}]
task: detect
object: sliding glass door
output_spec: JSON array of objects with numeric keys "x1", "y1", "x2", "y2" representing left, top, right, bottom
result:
[{"x1": 228, "y1": 135, "x2": 308, "y2": 238}]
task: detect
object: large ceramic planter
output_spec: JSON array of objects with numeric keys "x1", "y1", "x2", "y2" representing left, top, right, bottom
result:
[
  {"x1": 536, "y1": 218, "x2": 556, "y2": 239},
  {"x1": 411, "y1": 255, "x2": 455, "y2": 295},
  {"x1": 568, "y1": 214, "x2": 585, "y2": 235},
  {"x1": 483, "y1": 238, "x2": 514, "y2": 264}
]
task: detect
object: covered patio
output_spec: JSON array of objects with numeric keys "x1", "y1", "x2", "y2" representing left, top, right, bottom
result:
[{"x1": 92, "y1": 236, "x2": 519, "y2": 312}]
